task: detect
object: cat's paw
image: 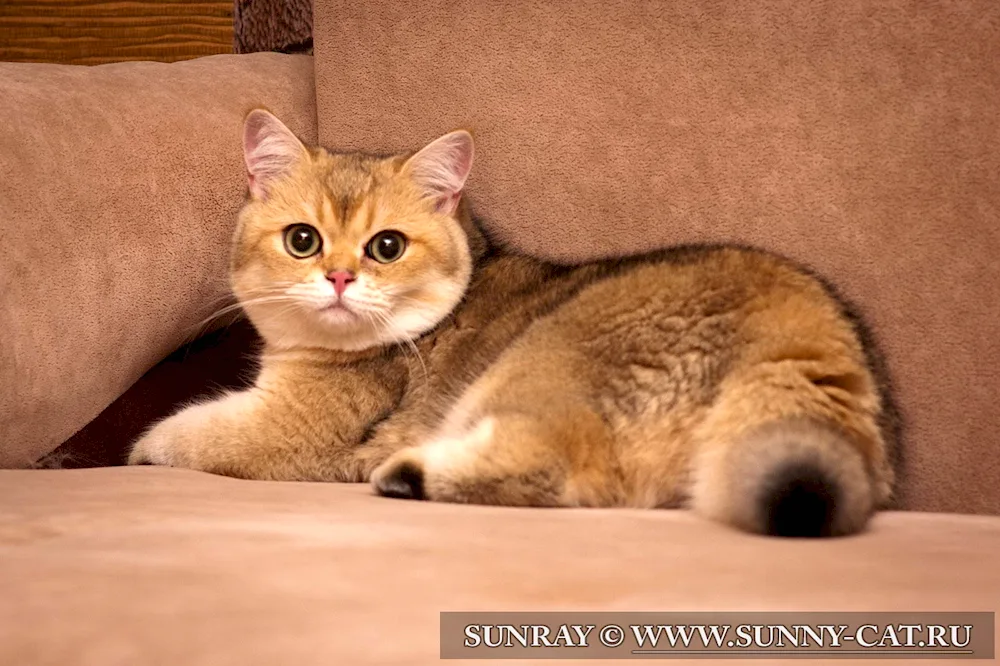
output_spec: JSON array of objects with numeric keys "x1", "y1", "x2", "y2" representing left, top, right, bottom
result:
[
  {"x1": 371, "y1": 448, "x2": 428, "y2": 500},
  {"x1": 126, "y1": 433, "x2": 163, "y2": 466},
  {"x1": 127, "y1": 406, "x2": 211, "y2": 468},
  {"x1": 370, "y1": 418, "x2": 499, "y2": 502}
]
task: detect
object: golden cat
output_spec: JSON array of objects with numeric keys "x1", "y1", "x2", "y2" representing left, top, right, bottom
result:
[{"x1": 129, "y1": 110, "x2": 897, "y2": 537}]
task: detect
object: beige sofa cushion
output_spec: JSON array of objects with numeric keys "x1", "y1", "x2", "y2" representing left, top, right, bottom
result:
[
  {"x1": 0, "y1": 467, "x2": 997, "y2": 665},
  {"x1": 312, "y1": 0, "x2": 1000, "y2": 515},
  {"x1": 0, "y1": 54, "x2": 316, "y2": 467}
]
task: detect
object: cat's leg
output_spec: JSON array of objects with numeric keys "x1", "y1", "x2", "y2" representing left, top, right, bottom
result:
[
  {"x1": 128, "y1": 390, "x2": 265, "y2": 472},
  {"x1": 128, "y1": 359, "x2": 404, "y2": 481},
  {"x1": 128, "y1": 389, "x2": 363, "y2": 480},
  {"x1": 129, "y1": 394, "x2": 364, "y2": 482},
  {"x1": 371, "y1": 352, "x2": 624, "y2": 507},
  {"x1": 349, "y1": 412, "x2": 436, "y2": 481},
  {"x1": 687, "y1": 356, "x2": 891, "y2": 537}
]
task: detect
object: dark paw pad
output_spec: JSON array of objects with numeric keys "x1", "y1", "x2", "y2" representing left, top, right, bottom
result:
[
  {"x1": 375, "y1": 461, "x2": 426, "y2": 501},
  {"x1": 760, "y1": 462, "x2": 839, "y2": 538}
]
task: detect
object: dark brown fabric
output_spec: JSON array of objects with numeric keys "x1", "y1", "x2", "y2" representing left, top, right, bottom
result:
[
  {"x1": 1, "y1": 468, "x2": 998, "y2": 665},
  {"x1": 0, "y1": 54, "x2": 317, "y2": 468},
  {"x1": 233, "y1": 0, "x2": 313, "y2": 54},
  {"x1": 313, "y1": 0, "x2": 1000, "y2": 515}
]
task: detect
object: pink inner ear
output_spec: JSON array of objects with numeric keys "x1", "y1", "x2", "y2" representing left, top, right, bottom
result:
[
  {"x1": 407, "y1": 131, "x2": 475, "y2": 209},
  {"x1": 242, "y1": 111, "x2": 305, "y2": 199},
  {"x1": 436, "y1": 192, "x2": 462, "y2": 214}
]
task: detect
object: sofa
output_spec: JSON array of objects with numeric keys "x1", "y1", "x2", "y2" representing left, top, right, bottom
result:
[{"x1": 1, "y1": 1, "x2": 998, "y2": 664}]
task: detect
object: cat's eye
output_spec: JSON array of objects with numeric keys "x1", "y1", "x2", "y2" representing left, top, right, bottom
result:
[
  {"x1": 283, "y1": 224, "x2": 322, "y2": 258},
  {"x1": 366, "y1": 230, "x2": 407, "y2": 264}
]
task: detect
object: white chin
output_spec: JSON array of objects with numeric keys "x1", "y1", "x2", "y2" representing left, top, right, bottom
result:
[{"x1": 318, "y1": 306, "x2": 360, "y2": 326}]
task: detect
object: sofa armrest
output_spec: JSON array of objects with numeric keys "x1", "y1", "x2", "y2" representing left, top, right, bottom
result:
[{"x1": 0, "y1": 53, "x2": 317, "y2": 467}]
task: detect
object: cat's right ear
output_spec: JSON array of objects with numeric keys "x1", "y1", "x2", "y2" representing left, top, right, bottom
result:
[{"x1": 243, "y1": 109, "x2": 309, "y2": 200}]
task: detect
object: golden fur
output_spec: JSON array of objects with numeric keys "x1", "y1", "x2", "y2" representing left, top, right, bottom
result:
[{"x1": 129, "y1": 111, "x2": 896, "y2": 536}]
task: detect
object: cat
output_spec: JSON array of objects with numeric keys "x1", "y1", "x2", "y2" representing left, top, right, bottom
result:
[{"x1": 128, "y1": 109, "x2": 897, "y2": 537}]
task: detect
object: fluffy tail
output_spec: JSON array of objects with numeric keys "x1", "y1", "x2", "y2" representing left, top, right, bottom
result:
[{"x1": 690, "y1": 419, "x2": 875, "y2": 537}]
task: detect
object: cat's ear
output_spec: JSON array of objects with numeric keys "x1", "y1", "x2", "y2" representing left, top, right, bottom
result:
[
  {"x1": 243, "y1": 109, "x2": 309, "y2": 200},
  {"x1": 403, "y1": 130, "x2": 474, "y2": 214}
]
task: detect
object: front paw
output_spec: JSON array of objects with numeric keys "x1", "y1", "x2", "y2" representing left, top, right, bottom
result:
[{"x1": 127, "y1": 409, "x2": 203, "y2": 467}]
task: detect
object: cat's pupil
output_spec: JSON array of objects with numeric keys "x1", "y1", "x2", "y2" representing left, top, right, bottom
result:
[
  {"x1": 291, "y1": 230, "x2": 313, "y2": 252},
  {"x1": 377, "y1": 235, "x2": 400, "y2": 259}
]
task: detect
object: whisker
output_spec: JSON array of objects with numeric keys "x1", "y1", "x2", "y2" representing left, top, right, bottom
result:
[
  {"x1": 186, "y1": 295, "x2": 304, "y2": 340},
  {"x1": 367, "y1": 307, "x2": 429, "y2": 382}
]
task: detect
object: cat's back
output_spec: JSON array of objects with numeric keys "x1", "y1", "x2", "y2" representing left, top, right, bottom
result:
[
  {"x1": 555, "y1": 243, "x2": 855, "y2": 351},
  {"x1": 426, "y1": 243, "x2": 857, "y2": 376},
  {"x1": 501, "y1": 244, "x2": 871, "y2": 417}
]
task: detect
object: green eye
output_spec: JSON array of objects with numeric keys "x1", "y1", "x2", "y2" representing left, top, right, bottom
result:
[
  {"x1": 283, "y1": 224, "x2": 322, "y2": 258},
  {"x1": 366, "y1": 230, "x2": 407, "y2": 264}
]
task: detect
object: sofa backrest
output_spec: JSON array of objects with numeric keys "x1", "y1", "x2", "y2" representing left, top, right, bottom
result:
[{"x1": 312, "y1": 0, "x2": 1000, "y2": 515}]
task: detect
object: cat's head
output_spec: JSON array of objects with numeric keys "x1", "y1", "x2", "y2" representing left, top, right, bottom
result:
[{"x1": 231, "y1": 110, "x2": 482, "y2": 352}]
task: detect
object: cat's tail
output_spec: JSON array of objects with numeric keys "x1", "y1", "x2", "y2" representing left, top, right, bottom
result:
[{"x1": 689, "y1": 419, "x2": 876, "y2": 537}]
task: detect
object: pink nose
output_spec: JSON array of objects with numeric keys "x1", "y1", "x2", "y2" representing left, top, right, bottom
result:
[{"x1": 326, "y1": 270, "x2": 356, "y2": 297}]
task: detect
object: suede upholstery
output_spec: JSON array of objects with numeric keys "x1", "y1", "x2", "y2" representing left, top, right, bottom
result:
[
  {"x1": 0, "y1": 5, "x2": 998, "y2": 664},
  {"x1": 1, "y1": 468, "x2": 998, "y2": 666},
  {"x1": 0, "y1": 54, "x2": 316, "y2": 467},
  {"x1": 313, "y1": 0, "x2": 1000, "y2": 516}
]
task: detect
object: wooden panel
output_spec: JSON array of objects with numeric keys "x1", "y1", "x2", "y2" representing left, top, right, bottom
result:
[{"x1": 0, "y1": 0, "x2": 233, "y2": 65}]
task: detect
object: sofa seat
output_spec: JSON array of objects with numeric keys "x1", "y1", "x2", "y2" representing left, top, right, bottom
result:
[{"x1": 1, "y1": 467, "x2": 996, "y2": 665}]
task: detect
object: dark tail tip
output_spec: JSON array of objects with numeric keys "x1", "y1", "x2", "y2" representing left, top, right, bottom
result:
[{"x1": 760, "y1": 461, "x2": 840, "y2": 537}]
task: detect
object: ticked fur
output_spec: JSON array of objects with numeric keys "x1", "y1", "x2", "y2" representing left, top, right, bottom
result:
[{"x1": 130, "y1": 111, "x2": 897, "y2": 537}]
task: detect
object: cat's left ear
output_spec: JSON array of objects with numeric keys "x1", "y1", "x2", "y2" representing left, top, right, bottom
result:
[
  {"x1": 243, "y1": 109, "x2": 309, "y2": 200},
  {"x1": 403, "y1": 130, "x2": 474, "y2": 215}
]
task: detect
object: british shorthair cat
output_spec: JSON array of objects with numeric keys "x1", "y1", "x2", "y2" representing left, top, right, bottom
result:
[{"x1": 129, "y1": 110, "x2": 896, "y2": 537}]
